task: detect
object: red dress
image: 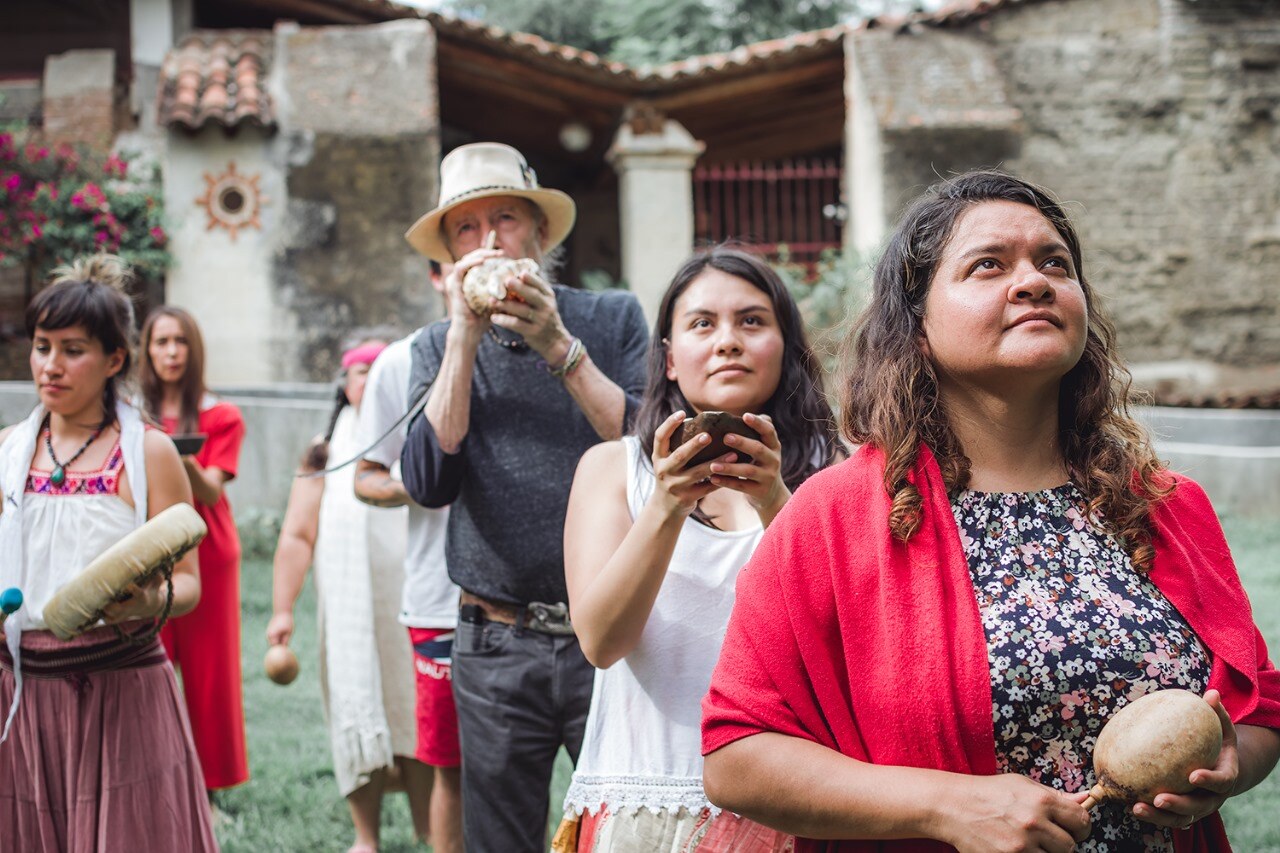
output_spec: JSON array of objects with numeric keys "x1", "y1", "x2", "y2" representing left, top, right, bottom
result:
[{"x1": 161, "y1": 400, "x2": 250, "y2": 790}]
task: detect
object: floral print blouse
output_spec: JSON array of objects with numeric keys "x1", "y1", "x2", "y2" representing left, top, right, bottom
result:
[{"x1": 952, "y1": 484, "x2": 1212, "y2": 852}]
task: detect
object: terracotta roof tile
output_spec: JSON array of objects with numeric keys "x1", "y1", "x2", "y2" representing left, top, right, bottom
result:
[
  {"x1": 159, "y1": 31, "x2": 275, "y2": 131},
  {"x1": 164, "y1": 0, "x2": 1073, "y2": 103},
  {"x1": 643, "y1": 26, "x2": 848, "y2": 81}
]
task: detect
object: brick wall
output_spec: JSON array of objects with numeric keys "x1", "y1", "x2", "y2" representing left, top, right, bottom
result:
[{"x1": 42, "y1": 49, "x2": 117, "y2": 150}]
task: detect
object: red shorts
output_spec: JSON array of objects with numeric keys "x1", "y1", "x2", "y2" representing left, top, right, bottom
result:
[{"x1": 408, "y1": 627, "x2": 461, "y2": 768}]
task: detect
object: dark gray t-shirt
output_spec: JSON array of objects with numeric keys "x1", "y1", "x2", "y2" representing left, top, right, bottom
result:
[{"x1": 402, "y1": 285, "x2": 649, "y2": 606}]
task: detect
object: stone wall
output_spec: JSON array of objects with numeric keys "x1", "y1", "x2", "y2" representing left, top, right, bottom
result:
[
  {"x1": 848, "y1": 0, "x2": 1280, "y2": 389},
  {"x1": 995, "y1": 0, "x2": 1280, "y2": 374},
  {"x1": 273, "y1": 19, "x2": 443, "y2": 379}
]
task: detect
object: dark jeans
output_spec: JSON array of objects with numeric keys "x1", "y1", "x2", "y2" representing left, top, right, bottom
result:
[{"x1": 452, "y1": 617, "x2": 594, "y2": 853}]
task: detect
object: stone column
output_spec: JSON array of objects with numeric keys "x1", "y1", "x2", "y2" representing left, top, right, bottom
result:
[{"x1": 607, "y1": 115, "x2": 705, "y2": 324}]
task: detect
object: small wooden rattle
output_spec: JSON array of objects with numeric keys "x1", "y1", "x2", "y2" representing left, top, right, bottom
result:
[{"x1": 264, "y1": 644, "x2": 300, "y2": 686}]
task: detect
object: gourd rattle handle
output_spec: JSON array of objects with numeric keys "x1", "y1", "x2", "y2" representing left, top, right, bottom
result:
[{"x1": 1081, "y1": 786, "x2": 1104, "y2": 812}]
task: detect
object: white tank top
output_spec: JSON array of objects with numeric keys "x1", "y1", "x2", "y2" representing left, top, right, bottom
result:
[
  {"x1": 21, "y1": 440, "x2": 137, "y2": 630},
  {"x1": 565, "y1": 436, "x2": 763, "y2": 816}
]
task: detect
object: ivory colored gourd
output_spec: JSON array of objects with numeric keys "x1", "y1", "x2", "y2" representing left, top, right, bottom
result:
[
  {"x1": 264, "y1": 644, "x2": 300, "y2": 686},
  {"x1": 1082, "y1": 689, "x2": 1222, "y2": 810}
]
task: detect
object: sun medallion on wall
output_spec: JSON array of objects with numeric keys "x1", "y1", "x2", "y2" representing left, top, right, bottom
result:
[{"x1": 196, "y1": 162, "x2": 268, "y2": 241}]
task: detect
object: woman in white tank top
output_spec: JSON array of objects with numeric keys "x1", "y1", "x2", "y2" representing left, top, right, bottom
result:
[{"x1": 556, "y1": 248, "x2": 841, "y2": 852}]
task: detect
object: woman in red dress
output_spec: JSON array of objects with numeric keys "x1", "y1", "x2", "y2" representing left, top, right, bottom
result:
[{"x1": 140, "y1": 306, "x2": 250, "y2": 794}]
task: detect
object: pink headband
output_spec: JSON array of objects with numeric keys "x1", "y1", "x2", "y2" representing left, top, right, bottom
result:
[{"x1": 341, "y1": 342, "x2": 386, "y2": 369}]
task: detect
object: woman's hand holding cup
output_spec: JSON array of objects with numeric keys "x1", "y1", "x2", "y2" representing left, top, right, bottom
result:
[{"x1": 649, "y1": 411, "x2": 733, "y2": 519}]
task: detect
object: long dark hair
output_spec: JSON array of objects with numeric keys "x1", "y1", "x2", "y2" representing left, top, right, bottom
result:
[
  {"x1": 139, "y1": 306, "x2": 207, "y2": 434},
  {"x1": 633, "y1": 246, "x2": 839, "y2": 518},
  {"x1": 25, "y1": 254, "x2": 137, "y2": 427},
  {"x1": 300, "y1": 332, "x2": 390, "y2": 472},
  {"x1": 840, "y1": 170, "x2": 1170, "y2": 571}
]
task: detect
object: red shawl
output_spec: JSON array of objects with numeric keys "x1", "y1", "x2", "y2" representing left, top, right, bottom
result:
[{"x1": 702, "y1": 444, "x2": 1280, "y2": 853}]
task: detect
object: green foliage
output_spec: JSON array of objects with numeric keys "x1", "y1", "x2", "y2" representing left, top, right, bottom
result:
[
  {"x1": 773, "y1": 246, "x2": 869, "y2": 375},
  {"x1": 447, "y1": 0, "x2": 617, "y2": 56},
  {"x1": 445, "y1": 0, "x2": 930, "y2": 65},
  {"x1": 0, "y1": 130, "x2": 170, "y2": 285},
  {"x1": 237, "y1": 507, "x2": 284, "y2": 562},
  {"x1": 579, "y1": 267, "x2": 628, "y2": 291}
]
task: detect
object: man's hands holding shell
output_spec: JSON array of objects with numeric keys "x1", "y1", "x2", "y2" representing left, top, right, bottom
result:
[
  {"x1": 488, "y1": 266, "x2": 572, "y2": 362},
  {"x1": 445, "y1": 247, "x2": 572, "y2": 363}
]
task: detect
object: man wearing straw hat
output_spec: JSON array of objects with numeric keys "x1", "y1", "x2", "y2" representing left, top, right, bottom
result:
[{"x1": 401, "y1": 142, "x2": 649, "y2": 852}]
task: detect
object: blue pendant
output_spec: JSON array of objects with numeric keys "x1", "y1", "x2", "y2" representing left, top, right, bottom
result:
[{"x1": 51, "y1": 465, "x2": 65, "y2": 487}]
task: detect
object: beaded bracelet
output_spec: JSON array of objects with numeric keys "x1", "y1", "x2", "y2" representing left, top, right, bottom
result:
[{"x1": 544, "y1": 336, "x2": 586, "y2": 379}]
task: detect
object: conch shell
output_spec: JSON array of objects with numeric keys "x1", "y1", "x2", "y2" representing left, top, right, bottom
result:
[{"x1": 462, "y1": 257, "x2": 538, "y2": 316}]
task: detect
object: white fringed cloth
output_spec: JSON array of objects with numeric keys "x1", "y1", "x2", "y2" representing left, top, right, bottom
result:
[{"x1": 315, "y1": 407, "x2": 416, "y2": 796}]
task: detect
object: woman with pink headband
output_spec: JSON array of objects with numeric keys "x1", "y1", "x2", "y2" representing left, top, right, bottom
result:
[{"x1": 267, "y1": 335, "x2": 434, "y2": 853}]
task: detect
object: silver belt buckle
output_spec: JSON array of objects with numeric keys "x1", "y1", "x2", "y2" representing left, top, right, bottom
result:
[{"x1": 526, "y1": 601, "x2": 574, "y2": 636}]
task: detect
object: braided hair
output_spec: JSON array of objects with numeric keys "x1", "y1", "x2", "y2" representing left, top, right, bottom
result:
[
  {"x1": 300, "y1": 383, "x2": 349, "y2": 473},
  {"x1": 298, "y1": 331, "x2": 394, "y2": 473}
]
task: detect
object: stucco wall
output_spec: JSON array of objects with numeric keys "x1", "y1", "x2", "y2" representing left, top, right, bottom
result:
[
  {"x1": 847, "y1": 0, "x2": 1280, "y2": 386},
  {"x1": 157, "y1": 19, "x2": 443, "y2": 384},
  {"x1": 164, "y1": 128, "x2": 286, "y2": 385}
]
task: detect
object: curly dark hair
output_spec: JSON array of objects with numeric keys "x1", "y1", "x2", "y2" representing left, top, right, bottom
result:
[
  {"x1": 632, "y1": 246, "x2": 839, "y2": 524},
  {"x1": 840, "y1": 170, "x2": 1170, "y2": 571}
]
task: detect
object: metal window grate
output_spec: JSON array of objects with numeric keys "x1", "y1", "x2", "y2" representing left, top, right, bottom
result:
[{"x1": 693, "y1": 157, "x2": 844, "y2": 268}]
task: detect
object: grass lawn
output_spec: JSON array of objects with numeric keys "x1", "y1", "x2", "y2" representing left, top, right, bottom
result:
[
  {"x1": 218, "y1": 518, "x2": 1279, "y2": 852},
  {"x1": 213, "y1": 552, "x2": 574, "y2": 852}
]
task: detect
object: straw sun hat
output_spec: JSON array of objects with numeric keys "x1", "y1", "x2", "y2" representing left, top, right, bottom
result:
[{"x1": 404, "y1": 142, "x2": 577, "y2": 264}]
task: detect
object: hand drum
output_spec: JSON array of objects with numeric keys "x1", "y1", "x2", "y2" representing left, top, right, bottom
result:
[{"x1": 42, "y1": 503, "x2": 207, "y2": 640}]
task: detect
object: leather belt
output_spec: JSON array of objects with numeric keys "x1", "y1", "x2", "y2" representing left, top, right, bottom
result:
[{"x1": 459, "y1": 591, "x2": 575, "y2": 636}]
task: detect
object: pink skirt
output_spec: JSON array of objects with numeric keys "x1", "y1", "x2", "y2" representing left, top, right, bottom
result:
[{"x1": 0, "y1": 625, "x2": 218, "y2": 852}]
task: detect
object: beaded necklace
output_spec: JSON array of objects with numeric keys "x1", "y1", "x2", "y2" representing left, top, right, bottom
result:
[
  {"x1": 487, "y1": 326, "x2": 528, "y2": 351},
  {"x1": 42, "y1": 413, "x2": 106, "y2": 487}
]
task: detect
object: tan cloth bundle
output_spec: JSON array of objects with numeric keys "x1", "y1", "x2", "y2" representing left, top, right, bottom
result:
[{"x1": 42, "y1": 503, "x2": 207, "y2": 641}]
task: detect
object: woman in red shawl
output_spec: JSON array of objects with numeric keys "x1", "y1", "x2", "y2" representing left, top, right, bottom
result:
[{"x1": 701, "y1": 171, "x2": 1280, "y2": 853}]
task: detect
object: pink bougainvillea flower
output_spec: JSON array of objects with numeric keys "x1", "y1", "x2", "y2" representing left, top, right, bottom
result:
[
  {"x1": 150, "y1": 225, "x2": 167, "y2": 245},
  {"x1": 3, "y1": 173, "x2": 19, "y2": 192},
  {"x1": 104, "y1": 153, "x2": 128, "y2": 178}
]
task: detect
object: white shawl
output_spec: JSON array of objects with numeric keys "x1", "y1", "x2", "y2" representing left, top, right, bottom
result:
[{"x1": 0, "y1": 400, "x2": 148, "y2": 740}]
